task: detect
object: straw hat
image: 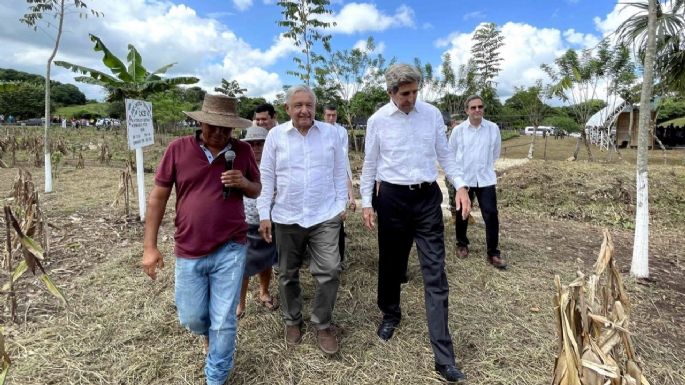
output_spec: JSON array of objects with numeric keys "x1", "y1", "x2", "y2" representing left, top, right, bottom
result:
[
  {"x1": 242, "y1": 125, "x2": 269, "y2": 142},
  {"x1": 183, "y1": 94, "x2": 252, "y2": 129}
]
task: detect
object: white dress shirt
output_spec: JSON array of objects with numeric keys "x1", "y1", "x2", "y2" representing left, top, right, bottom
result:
[
  {"x1": 333, "y1": 123, "x2": 354, "y2": 180},
  {"x1": 360, "y1": 100, "x2": 466, "y2": 208},
  {"x1": 258, "y1": 120, "x2": 348, "y2": 227},
  {"x1": 448, "y1": 118, "x2": 501, "y2": 188}
]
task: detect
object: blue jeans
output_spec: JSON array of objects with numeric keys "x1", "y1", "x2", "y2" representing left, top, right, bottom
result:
[{"x1": 175, "y1": 241, "x2": 246, "y2": 385}]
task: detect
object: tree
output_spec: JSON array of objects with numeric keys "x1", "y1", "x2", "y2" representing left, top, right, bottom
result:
[
  {"x1": 238, "y1": 96, "x2": 268, "y2": 120},
  {"x1": 215, "y1": 78, "x2": 246, "y2": 97},
  {"x1": 277, "y1": 0, "x2": 335, "y2": 85},
  {"x1": 20, "y1": 0, "x2": 100, "y2": 193},
  {"x1": 631, "y1": 0, "x2": 658, "y2": 279},
  {"x1": 439, "y1": 55, "x2": 478, "y2": 118},
  {"x1": 147, "y1": 90, "x2": 194, "y2": 129},
  {"x1": 510, "y1": 81, "x2": 551, "y2": 159},
  {"x1": 317, "y1": 36, "x2": 388, "y2": 149},
  {"x1": 55, "y1": 34, "x2": 199, "y2": 101},
  {"x1": 542, "y1": 49, "x2": 607, "y2": 161},
  {"x1": 0, "y1": 82, "x2": 44, "y2": 119},
  {"x1": 471, "y1": 22, "x2": 504, "y2": 99},
  {"x1": 414, "y1": 58, "x2": 442, "y2": 103},
  {"x1": 616, "y1": 0, "x2": 685, "y2": 93}
]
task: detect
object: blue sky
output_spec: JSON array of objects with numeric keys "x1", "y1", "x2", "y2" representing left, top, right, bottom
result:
[{"x1": 0, "y1": 0, "x2": 632, "y2": 102}]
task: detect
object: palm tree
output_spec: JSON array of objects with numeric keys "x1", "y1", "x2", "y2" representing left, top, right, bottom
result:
[
  {"x1": 631, "y1": 0, "x2": 659, "y2": 279},
  {"x1": 615, "y1": 0, "x2": 685, "y2": 93},
  {"x1": 214, "y1": 79, "x2": 246, "y2": 97},
  {"x1": 55, "y1": 34, "x2": 198, "y2": 101}
]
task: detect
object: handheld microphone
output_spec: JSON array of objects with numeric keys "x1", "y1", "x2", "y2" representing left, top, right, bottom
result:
[{"x1": 223, "y1": 150, "x2": 236, "y2": 200}]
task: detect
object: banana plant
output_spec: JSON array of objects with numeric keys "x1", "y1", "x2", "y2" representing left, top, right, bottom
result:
[{"x1": 55, "y1": 34, "x2": 198, "y2": 101}]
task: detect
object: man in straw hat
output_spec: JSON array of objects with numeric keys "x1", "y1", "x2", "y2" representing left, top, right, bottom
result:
[
  {"x1": 257, "y1": 84, "x2": 348, "y2": 355},
  {"x1": 142, "y1": 94, "x2": 260, "y2": 385},
  {"x1": 360, "y1": 63, "x2": 470, "y2": 382}
]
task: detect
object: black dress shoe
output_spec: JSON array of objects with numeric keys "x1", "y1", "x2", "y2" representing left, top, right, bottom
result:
[
  {"x1": 376, "y1": 320, "x2": 398, "y2": 341},
  {"x1": 435, "y1": 363, "x2": 466, "y2": 382}
]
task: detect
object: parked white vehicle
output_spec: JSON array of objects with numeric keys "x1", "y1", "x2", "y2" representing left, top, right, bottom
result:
[
  {"x1": 523, "y1": 126, "x2": 553, "y2": 136},
  {"x1": 96, "y1": 118, "x2": 121, "y2": 129}
]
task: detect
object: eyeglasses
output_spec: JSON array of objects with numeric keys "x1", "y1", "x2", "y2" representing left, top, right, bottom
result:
[{"x1": 469, "y1": 105, "x2": 484, "y2": 110}]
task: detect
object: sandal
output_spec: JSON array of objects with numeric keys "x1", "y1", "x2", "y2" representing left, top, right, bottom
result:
[{"x1": 256, "y1": 295, "x2": 279, "y2": 311}]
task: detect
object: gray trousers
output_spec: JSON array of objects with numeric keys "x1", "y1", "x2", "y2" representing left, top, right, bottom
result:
[{"x1": 275, "y1": 216, "x2": 342, "y2": 329}]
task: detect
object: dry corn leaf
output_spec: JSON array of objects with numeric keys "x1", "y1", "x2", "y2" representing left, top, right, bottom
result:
[
  {"x1": 581, "y1": 349, "x2": 605, "y2": 385},
  {"x1": 39, "y1": 274, "x2": 68, "y2": 307}
]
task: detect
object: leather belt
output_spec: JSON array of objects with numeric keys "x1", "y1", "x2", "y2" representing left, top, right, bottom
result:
[{"x1": 381, "y1": 181, "x2": 435, "y2": 190}]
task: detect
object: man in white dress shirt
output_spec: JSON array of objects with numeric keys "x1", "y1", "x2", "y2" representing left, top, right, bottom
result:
[
  {"x1": 360, "y1": 63, "x2": 470, "y2": 382},
  {"x1": 323, "y1": 105, "x2": 356, "y2": 264},
  {"x1": 257, "y1": 85, "x2": 348, "y2": 355},
  {"x1": 449, "y1": 95, "x2": 507, "y2": 269}
]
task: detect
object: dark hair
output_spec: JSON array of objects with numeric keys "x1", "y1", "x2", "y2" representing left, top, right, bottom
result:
[
  {"x1": 254, "y1": 103, "x2": 276, "y2": 118},
  {"x1": 324, "y1": 105, "x2": 337, "y2": 112}
]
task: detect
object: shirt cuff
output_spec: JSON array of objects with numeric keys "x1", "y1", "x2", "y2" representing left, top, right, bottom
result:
[
  {"x1": 258, "y1": 208, "x2": 271, "y2": 222},
  {"x1": 361, "y1": 196, "x2": 372, "y2": 208}
]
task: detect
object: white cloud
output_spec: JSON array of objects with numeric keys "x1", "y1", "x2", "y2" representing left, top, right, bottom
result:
[
  {"x1": 233, "y1": 0, "x2": 253, "y2": 11},
  {"x1": 0, "y1": 0, "x2": 292, "y2": 101},
  {"x1": 438, "y1": 22, "x2": 570, "y2": 100},
  {"x1": 326, "y1": 3, "x2": 415, "y2": 34},
  {"x1": 563, "y1": 29, "x2": 600, "y2": 48},
  {"x1": 593, "y1": 3, "x2": 635, "y2": 37}
]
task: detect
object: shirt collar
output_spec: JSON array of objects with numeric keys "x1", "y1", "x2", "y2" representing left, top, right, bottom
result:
[
  {"x1": 467, "y1": 118, "x2": 484, "y2": 130},
  {"x1": 195, "y1": 129, "x2": 233, "y2": 154},
  {"x1": 285, "y1": 119, "x2": 322, "y2": 132},
  {"x1": 387, "y1": 100, "x2": 419, "y2": 116}
]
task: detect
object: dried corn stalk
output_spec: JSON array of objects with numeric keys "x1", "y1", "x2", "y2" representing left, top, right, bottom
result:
[{"x1": 551, "y1": 229, "x2": 649, "y2": 385}]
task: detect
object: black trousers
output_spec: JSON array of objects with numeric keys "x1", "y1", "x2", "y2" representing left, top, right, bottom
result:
[
  {"x1": 455, "y1": 185, "x2": 500, "y2": 257},
  {"x1": 376, "y1": 181, "x2": 455, "y2": 366}
]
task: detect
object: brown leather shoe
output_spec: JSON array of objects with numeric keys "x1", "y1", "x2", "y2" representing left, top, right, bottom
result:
[
  {"x1": 456, "y1": 245, "x2": 469, "y2": 259},
  {"x1": 285, "y1": 324, "x2": 302, "y2": 344},
  {"x1": 488, "y1": 255, "x2": 508, "y2": 269},
  {"x1": 316, "y1": 326, "x2": 339, "y2": 354}
]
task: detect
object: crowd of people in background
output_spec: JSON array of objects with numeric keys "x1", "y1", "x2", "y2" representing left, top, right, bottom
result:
[{"x1": 141, "y1": 63, "x2": 507, "y2": 384}]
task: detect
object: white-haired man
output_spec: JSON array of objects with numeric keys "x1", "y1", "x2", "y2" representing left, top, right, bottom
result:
[
  {"x1": 360, "y1": 63, "x2": 470, "y2": 382},
  {"x1": 257, "y1": 85, "x2": 348, "y2": 355}
]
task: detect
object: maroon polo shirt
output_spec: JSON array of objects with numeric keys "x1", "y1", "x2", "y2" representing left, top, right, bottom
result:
[{"x1": 155, "y1": 134, "x2": 260, "y2": 258}]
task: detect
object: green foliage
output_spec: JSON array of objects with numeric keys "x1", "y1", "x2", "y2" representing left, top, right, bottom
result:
[
  {"x1": 0, "y1": 82, "x2": 44, "y2": 119},
  {"x1": 51, "y1": 83, "x2": 86, "y2": 106},
  {"x1": 349, "y1": 85, "x2": 388, "y2": 123},
  {"x1": 505, "y1": 82, "x2": 552, "y2": 127},
  {"x1": 147, "y1": 90, "x2": 194, "y2": 127},
  {"x1": 215, "y1": 79, "x2": 246, "y2": 97},
  {"x1": 471, "y1": 23, "x2": 504, "y2": 93},
  {"x1": 0, "y1": 68, "x2": 87, "y2": 107},
  {"x1": 656, "y1": 96, "x2": 685, "y2": 123},
  {"x1": 277, "y1": 0, "x2": 335, "y2": 85},
  {"x1": 615, "y1": 0, "x2": 685, "y2": 93},
  {"x1": 542, "y1": 114, "x2": 580, "y2": 132},
  {"x1": 238, "y1": 96, "x2": 268, "y2": 120},
  {"x1": 317, "y1": 37, "x2": 389, "y2": 127},
  {"x1": 55, "y1": 34, "x2": 199, "y2": 101}
]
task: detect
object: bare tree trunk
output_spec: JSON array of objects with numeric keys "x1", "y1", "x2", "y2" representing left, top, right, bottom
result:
[
  {"x1": 543, "y1": 134, "x2": 548, "y2": 161},
  {"x1": 627, "y1": 106, "x2": 634, "y2": 146},
  {"x1": 43, "y1": 0, "x2": 66, "y2": 193},
  {"x1": 631, "y1": 0, "x2": 657, "y2": 279},
  {"x1": 527, "y1": 128, "x2": 537, "y2": 159}
]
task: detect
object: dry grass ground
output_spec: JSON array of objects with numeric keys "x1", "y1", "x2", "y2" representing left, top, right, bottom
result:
[{"x1": 0, "y1": 130, "x2": 683, "y2": 385}]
